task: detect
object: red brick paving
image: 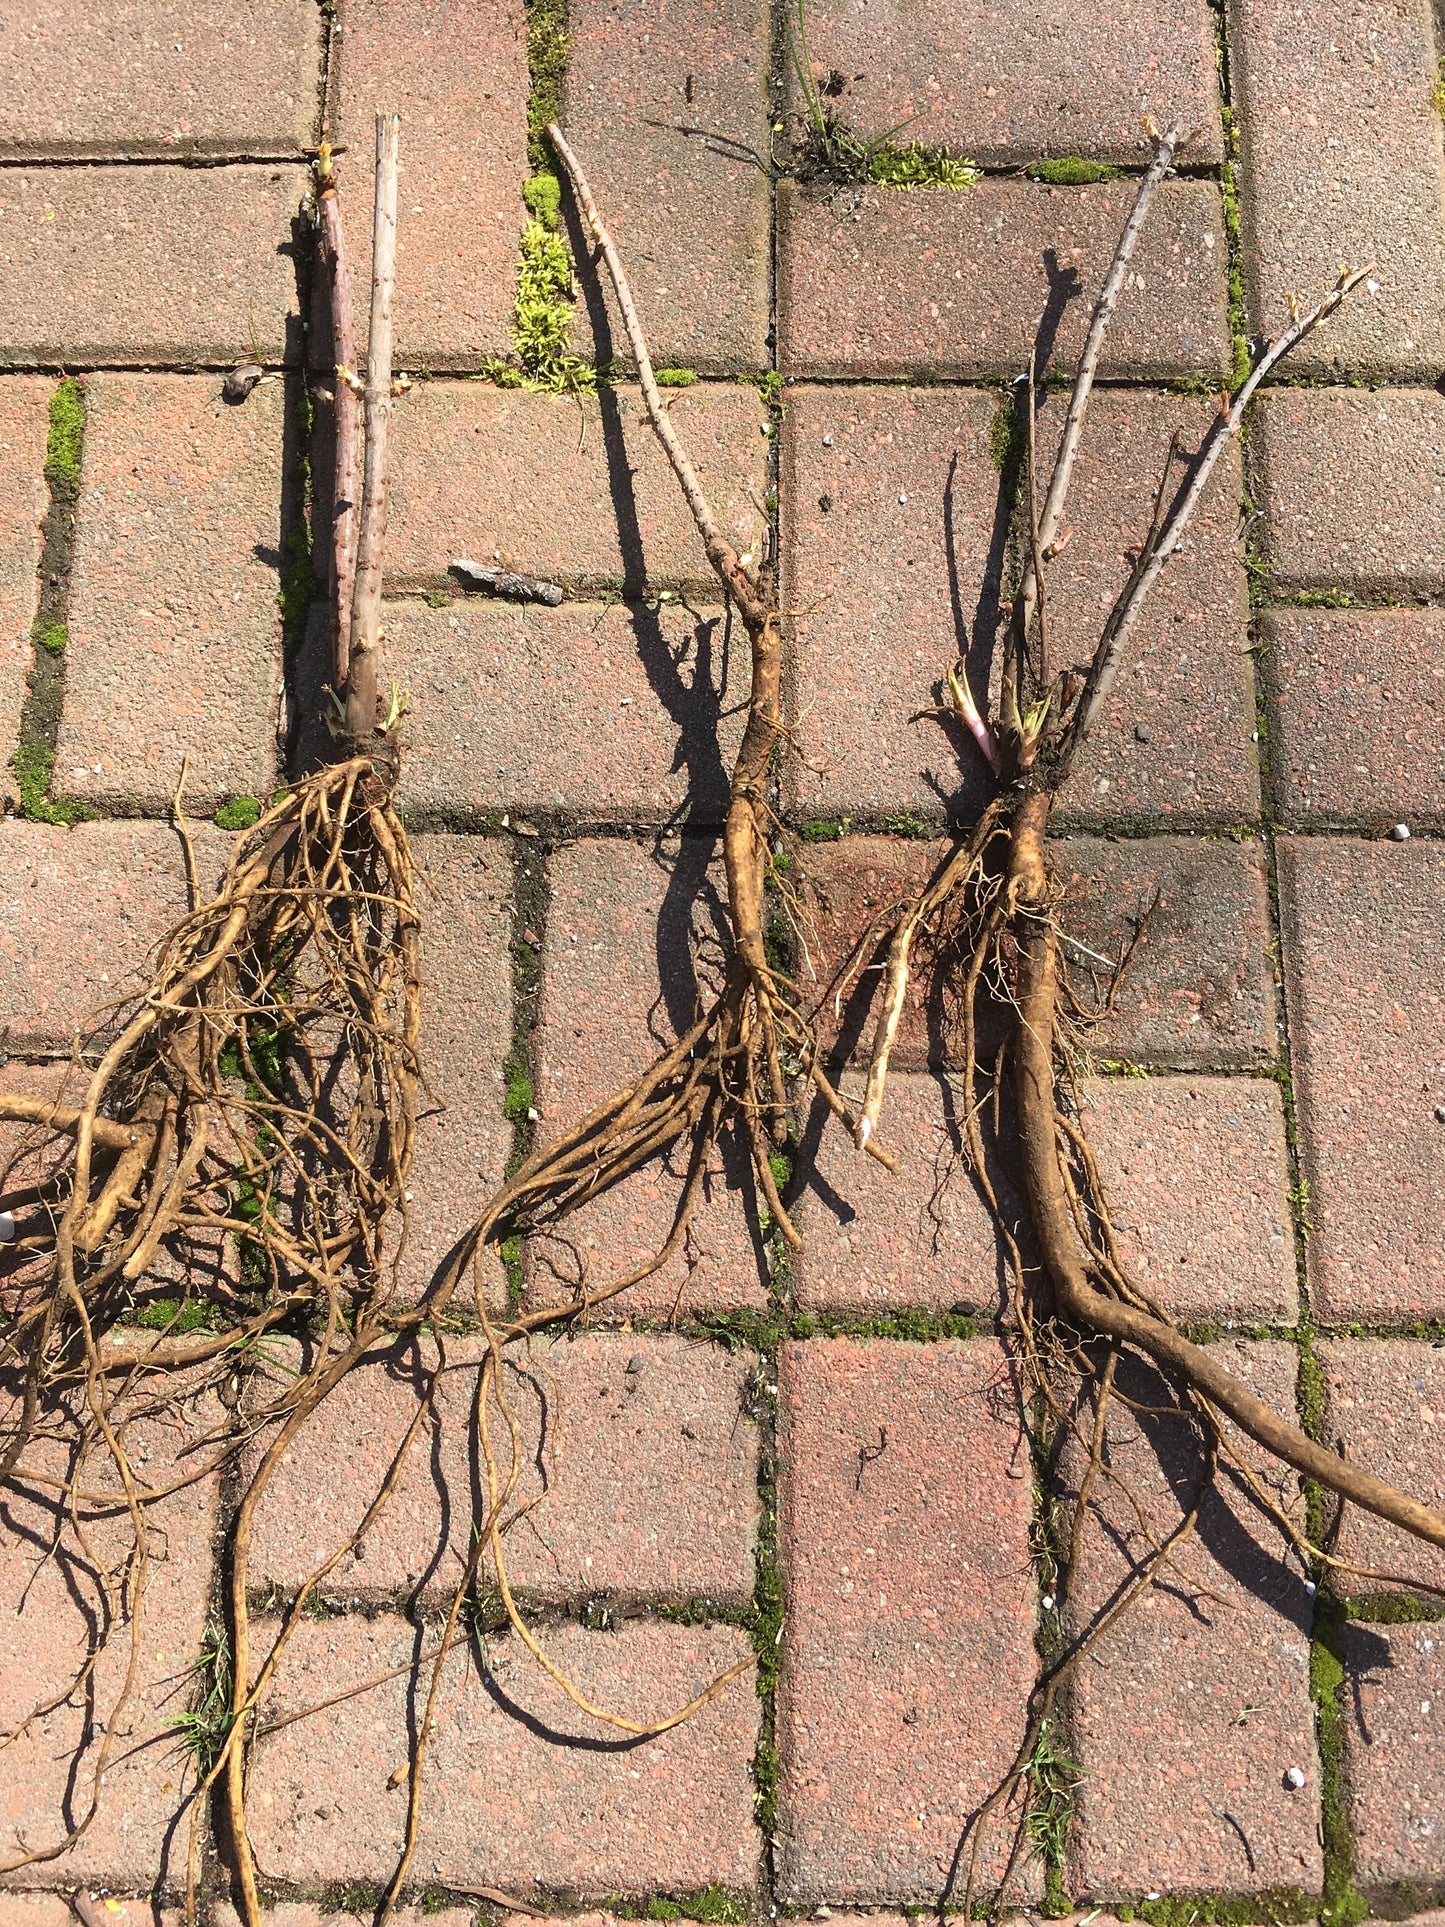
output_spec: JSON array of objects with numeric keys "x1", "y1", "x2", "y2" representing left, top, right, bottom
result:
[
  {"x1": 1230, "y1": 0, "x2": 1445, "y2": 380},
  {"x1": 405, "y1": 833, "x2": 514, "y2": 1306},
  {"x1": 1064, "y1": 1342, "x2": 1322, "y2": 1898},
  {"x1": 376, "y1": 379, "x2": 768, "y2": 596},
  {"x1": 793, "y1": 1070, "x2": 1030, "y2": 1319},
  {"x1": 776, "y1": 1337, "x2": 1041, "y2": 1905},
  {"x1": 326, "y1": 0, "x2": 529, "y2": 370},
  {"x1": 1341, "y1": 1618, "x2": 1445, "y2": 1893},
  {"x1": 1252, "y1": 388, "x2": 1445, "y2": 600},
  {"x1": 1262, "y1": 607, "x2": 1445, "y2": 829},
  {"x1": 532, "y1": 836, "x2": 769, "y2": 1317},
  {"x1": 1278, "y1": 837, "x2": 1445, "y2": 1323},
  {"x1": 789, "y1": 0, "x2": 1223, "y2": 166},
  {"x1": 244, "y1": 1330, "x2": 759, "y2": 1608},
  {"x1": 1080, "y1": 1074, "x2": 1298, "y2": 1326},
  {"x1": 562, "y1": 0, "x2": 773, "y2": 374},
  {"x1": 59, "y1": 374, "x2": 284, "y2": 814},
  {"x1": 0, "y1": 165, "x2": 303, "y2": 368},
  {"x1": 381, "y1": 598, "x2": 745, "y2": 825},
  {"x1": 0, "y1": 1375, "x2": 219, "y2": 1889},
  {"x1": 246, "y1": 1615, "x2": 761, "y2": 1893},
  {"x1": 779, "y1": 178, "x2": 1229, "y2": 381},
  {"x1": 0, "y1": 820, "x2": 219, "y2": 1054},
  {"x1": 0, "y1": 379, "x2": 50, "y2": 790},
  {"x1": 0, "y1": 2, "x2": 322, "y2": 159},
  {"x1": 798, "y1": 831, "x2": 1276, "y2": 1071},
  {"x1": 1318, "y1": 1338, "x2": 1445, "y2": 1599}
]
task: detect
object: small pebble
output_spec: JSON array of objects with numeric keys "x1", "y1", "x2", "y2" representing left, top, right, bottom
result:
[
  {"x1": 1041, "y1": 1593, "x2": 1056, "y2": 1611},
  {"x1": 1389, "y1": 822, "x2": 1411, "y2": 841},
  {"x1": 1304, "y1": 1579, "x2": 1318, "y2": 1595},
  {"x1": 1284, "y1": 1765, "x2": 1307, "y2": 1790},
  {"x1": 822, "y1": 434, "x2": 833, "y2": 446},
  {"x1": 1434, "y1": 1105, "x2": 1445, "y2": 1124},
  {"x1": 626, "y1": 1354, "x2": 645, "y2": 1376},
  {"x1": 897, "y1": 492, "x2": 908, "y2": 505},
  {"x1": 1135, "y1": 724, "x2": 1151, "y2": 744},
  {"x1": 0, "y1": 1209, "x2": 14, "y2": 1243}
]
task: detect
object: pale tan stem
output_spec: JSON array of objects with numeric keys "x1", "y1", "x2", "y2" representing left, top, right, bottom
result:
[
  {"x1": 546, "y1": 120, "x2": 768, "y2": 630},
  {"x1": 1014, "y1": 125, "x2": 1181, "y2": 652},
  {"x1": 0, "y1": 1095, "x2": 140, "y2": 1153},
  {"x1": 1060, "y1": 262, "x2": 1373, "y2": 771},
  {"x1": 345, "y1": 112, "x2": 401, "y2": 739},
  {"x1": 317, "y1": 161, "x2": 362, "y2": 692}
]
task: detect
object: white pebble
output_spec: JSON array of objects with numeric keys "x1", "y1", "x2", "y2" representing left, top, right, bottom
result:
[
  {"x1": 1284, "y1": 1765, "x2": 1307, "y2": 1789},
  {"x1": 1041, "y1": 1594, "x2": 1056, "y2": 1611},
  {"x1": 822, "y1": 434, "x2": 833, "y2": 446},
  {"x1": 897, "y1": 492, "x2": 908, "y2": 504},
  {"x1": 1304, "y1": 1580, "x2": 1317, "y2": 1595},
  {"x1": 1389, "y1": 822, "x2": 1411, "y2": 840},
  {"x1": 0, "y1": 1210, "x2": 13, "y2": 1243}
]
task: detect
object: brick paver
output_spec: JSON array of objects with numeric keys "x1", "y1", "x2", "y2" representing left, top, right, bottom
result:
[
  {"x1": 405, "y1": 833, "x2": 514, "y2": 1305},
  {"x1": 1252, "y1": 388, "x2": 1445, "y2": 599},
  {"x1": 779, "y1": 178, "x2": 1229, "y2": 381},
  {"x1": 1319, "y1": 1339, "x2": 1445, "y2": 1598},
  {"x1": 1065, "y1": 1342, "x2": 1322, "y2": 1897},
  {"x1": 1230, "y1": 0, "x2": 1445, "y2": 379},
  {"x1": 244, "y1": 1330, "x2": 759, "y2": 1608},
  {"x1": 1080, "y1": 1075, "x2": 1298, "y2": 1326},
  {"x1": 213, "y1": 1910, "x2": 469, "y2": 1927},
  {"x1": 374, "y1": 379, "x2": 768, "y2": 595},
  {"x1": 326, "y1": 0, "x2": 528, "y2": 369},
  {"x1": 379, "y1": 598, "x2": 745, "y2": 825},
  {"x1": 59, "y1": 374, "x2": 284, "y2": 814},
  {"x1": 0, "y1": 378, "x2": 50, "y2": 788},
  {"x1": 1262, "y1": 607, "x2": 1445, "y2": 829},
  {"x1": 532, "y1": 836, "x2": 770, "y2": 1317},
  {"x1": 562, "y1": 0, "x2": 772, "y2": 373},
  {"x1": 776, "y1": 1337, "x2": 1040, "y2": 1903},
  {"x1": 798, "y1": 831, "x2": 1276, "y2": 1070},
  {"x1": 0, "y1": 1374, "x2": 219, "y2": 1888},
  {"x1": 1278, "y1": 837, "x2": 1445, "y2": 1323},
  {"x1": 788, "y1": 0, "x2": 1223, "y2": 166},
  {"x1": 1341, "y1": 1619, "x2": 1445, "y2": 1893},
  {"x1": 0, "y1": 819, "x2": 216, "y2": 1054},
  {"x1": 247, "y1": 1615, "x2": 760, "y2": 1892},
  {"x1": 793, "y1": 1070, "x2": 1295, "y2": 1324},
  {"x1": 0, "y1": 165, "x2": 302, "y2": 367},
  {"x1": 0, "y1": 1, "x2": 322, "y2": 158}
]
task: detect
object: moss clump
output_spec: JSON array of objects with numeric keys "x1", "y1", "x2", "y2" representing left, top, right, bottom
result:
[
  {"x1": 12, "y1": 734, "x2": 89, "y2": 827},
  {"x1": 34, "y1": 620, "x2": 66, "y2": 655},
  {"x1": 1347, "y1": 1589, "x2": 1445, "y2": 1625},
  {"x1": 44, "y1": 378, "x2": 84, "y2": 501},
  {"x1": 1218, "y1": 108, "x2": 1252, "y2": 389},
  {"x1": 522, "y1": 168, "x2": 562, "y2": 228},
  {"x1": 503, "y1": 1066, "x2": 534, "y2": 1122},
  {"x1": 796, "y1": 816, "x2": 848, "y2": 841},
  {"x1": 866, "y1": 141, "x2": 980, "y2": 189},
  {"x1": 655, "y1": 367, "x2": 697, "y2": 387},
  {"x1": 1136, "y1": 1895, "x2": 1313, "y2": 1927},
  {"x1": 488, "y1": 206, "x2": 596, "y2": 396},
  {"x1": 884, "y1": 810, "x2": 932, "y2": 838},
  {"x1": 130, "y1": 1296, "x2": 212, "y2": 1334},
  {"x1": 1028, "y1": 156, "x2": 1119, "y2": 186},
  {"x1": 215, "y1": 796, "x2": 262, "y2": 831},
  {"x1": 1312, "y1": 1598, "x2": 1370, "y2": 1927},
  {"x1": 525, "y1": 0, "x2": 570, "y2": 168}
]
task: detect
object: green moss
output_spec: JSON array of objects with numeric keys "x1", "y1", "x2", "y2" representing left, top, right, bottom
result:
[
  {"x1": 1218, "y1": 108, "x2": 1252, "y2": 390},
  {"x1": 503, "y1": 1067, "x2": 535, "y2": 1122},
  {"x1": 1027, "y1": 1717, "x2": 1083, "y2": 1912},
  {"x1": 884, "y1": 810, "x2": 932, "y2": 838},
  {"x1": 12, "y1": 734, "x2": 90, "y2": 827},
  {"x1": 1347, "y1": 1589, "x2": 1445, "y2": 1625},
  {"x1": 215, "y1": 795, "x2": 262, "y2": 832},
  {"x1": 1312, "y1": 1597, "x2": 1371, "y2": 1927},
  {"x1": 525, "y1": 0, "x2": 571, "y2": 168},
  {"x1": 488, "y1": 216, "x2": 596, "y2": 396},
  {"x1": 166, "y1": 1616, "x2": 234, "y2": 1775},
  {"x1": 866, "y1": 141, "x2": 980, "y2": 190},
  {"x1": 1432, "y1": 58, "x2": 1445, "y2": 121},
  {"x1": 522, "y1": 168, "x2": 562, "y2": 229},
  {"x1": 1136, "y1": 1894, "x2": 1313, "y2": 1927},
  {"x1": 34, "y1": 620, "x2": 66, "y2": 655},
  {"x1": 753, "y1": 1734, "x2": 779, "y2": 1835},
  {"x1": 1286, "y1": 588, "x2": 1356, "y2": 609},
  {"x1": 796, "y1": 816, "x2": 849, "y2": 842},
  {"x1": 130, "y1": 1296, "x2": 212, "y2": 1334},
  {"x1": 44, "y1": 378, "x2": 84, "y2": 502},
  {"x1": 645, "y1": 1901, "x2": 680, "y2": 1922},
  {"x1": 1027, "y1": 156, "x2": 1119, "y2": 186},
  {"x1": 679, "y1": 1888, "x2": 750, "y2": 1926},
  {"x1": 655, "y1": 367, "x2": 698, "y2": 387}
]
